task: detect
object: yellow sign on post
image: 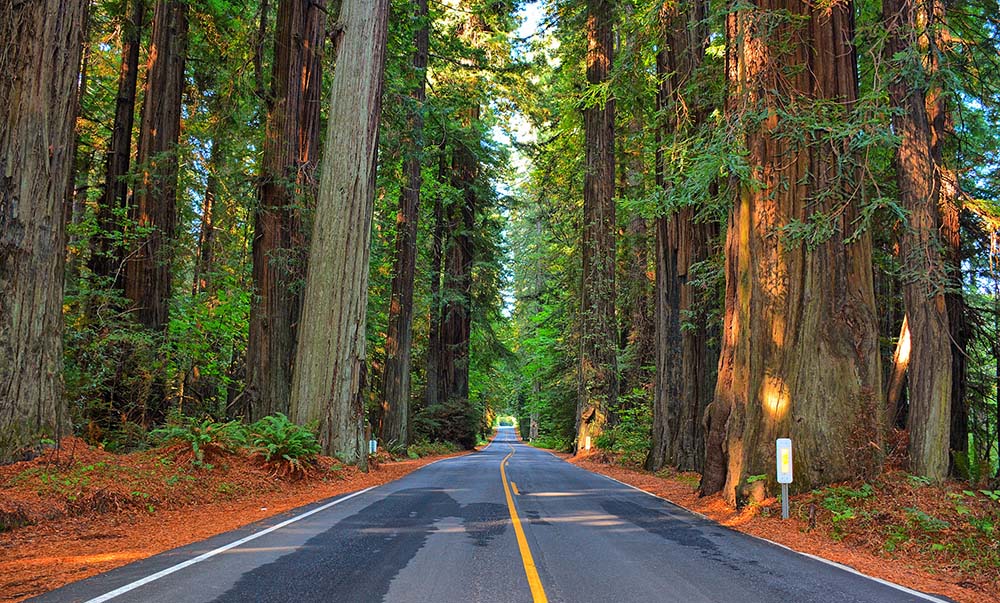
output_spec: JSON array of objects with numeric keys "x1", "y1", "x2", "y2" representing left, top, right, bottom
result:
[{"x1": 776, "y1": 438, "x2": 793, "y2": 520}]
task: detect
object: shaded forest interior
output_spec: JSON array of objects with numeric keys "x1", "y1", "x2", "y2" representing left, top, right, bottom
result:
[{"x1": 2, "y1": 0, "x2": 1000, "y2": 503}]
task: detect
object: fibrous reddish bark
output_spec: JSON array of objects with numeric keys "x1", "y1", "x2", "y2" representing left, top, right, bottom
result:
[
  {"x1": 246, "y1": 0, "x2": 327, "y2": 421},
  {"x1": 884, "y1": 0, "x2": 952, "y2": 480},
  {"x1": 702, "y1": 0, "x2": 883, "y2": 503},
  {"x1": 380, "y1": 0, "x2": 429, "y2": 449},
  {"x1": 577, "y1": 0, "x2": 618, "y2": 452},
  {"x1": 648, "y1": 0, "x2": 717, "y2": 474},
  {"x1": 0, "y1": 0, "x2": 86, "y2": 460},
  {"x1": 290, "y1": 0, "x2": 390, "y2": 466},
  {"x1": 91, "y1": 0, "x2": 145, "y2": 285},
  {"x1": 125, "y1": 0, "x2": 188, "y2": 331}
]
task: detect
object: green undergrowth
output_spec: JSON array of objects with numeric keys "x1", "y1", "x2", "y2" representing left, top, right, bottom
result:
[{"x1": 405, "y1": 440, "x2": 459, "y2": 459}]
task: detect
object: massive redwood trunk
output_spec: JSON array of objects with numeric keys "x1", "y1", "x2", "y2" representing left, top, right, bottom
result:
[
  {"x1": 648, "y1": 0, "x2": 717, "y2": 473},
  {"x1": 924, "y1": 0, "x2": 968, "y2": 474},
  {"x1": 91, "y1": 0, "x2": 145, "y2": 285},
  {"x1": 125, "y1": 0, "x2": 188, "y2": 331},
  {"x1": 438, "y1": 122, "x2": 478, "y2": 449},
  {"x1": 380, "y1": 0, "x2": 429, "y2": 449},
  {"x1": 425, "y1": 151, "x2": 447, "y2": 411},
  {"x1": 577, "y1": 0, "x2": 618, "y2": 452},
  {"x1": 702, "y1": 0, "x2": 883, "y2": 503},
  {"x1": 884, "y1": 0, "x2": 952, "y2": 480},
  {"x1": 246, "y1": 0, "x2": 327, "y2": 421},
  {"x1": 0, "y1": 0, "x2": 86, "y2": 460},
  {"x1": 290, "y1": 0, "x2": 390, "y2": 466}
]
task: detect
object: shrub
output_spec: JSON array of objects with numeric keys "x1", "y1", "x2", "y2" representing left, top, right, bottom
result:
[
  {"x1": 248, "y1": 413, "x2": 321, "y2": 476},
  {"x1": 406, "y1": 439, "x2": 459, "y2": 459},
  {"x1": 150, "y1": 416, "x2": 247, "y2": 466}
]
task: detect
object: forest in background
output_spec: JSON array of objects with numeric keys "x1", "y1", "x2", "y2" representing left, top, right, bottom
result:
[{"x1": 2, "y1": 0, "x2": 1000, "y2": 505}]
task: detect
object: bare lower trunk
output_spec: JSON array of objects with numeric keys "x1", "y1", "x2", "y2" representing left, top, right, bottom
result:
[
  {"x1": 702, "y1": 0, "x2": 883, "y2": 503},
  {"x1": 380, "y1": 0, "x2": 429, "y2": 449},
  {"x1": 125, "y1": 0, "x2": 188, "y2": 332},
  {"x1": 0, "y1": 0, "x2": 86, "y2": 460},
  {"x1": 577, "y1": 0, "x2": 617, "y2": 452},
  {"x1": 290, "y1": 0, "x2": 390, "y2": 467},
  {"x1": 246, "y1": 0, "x2": 326, "y2": 421}
]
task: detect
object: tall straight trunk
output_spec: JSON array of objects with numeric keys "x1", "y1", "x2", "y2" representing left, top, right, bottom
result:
[
  {"x1": 925, "y1": 0, "x2": 968, "y2": 474},
  {"x1": 91, "y1": 0, "x2": 145, "y2": 285},
  {"x1": 0, "y1": 0, "x2": 86, "y2": 461},
  {"x1": 577, "y1": 0, "x2": 617, "y2": 452},
  {"x1": 647, "y1": 0, "x2": 715, "y2": 473},
  {"x1": 701, "y1": 0, "x2": 883, "y2": 503},
  {"x1": 125, "y1": 0, "x2": 188, "y2": 331},
  {"x1": 425, "y1": 150, "x2": 447, "y2": 409},
  {"x1": 620, "y1": 110, "x2": 653, "y2": 396},
  {"x1": 290, "y1": 0, "x2": 390, "y2": 466},
  {"x1": 380, "y1": 0, "x2": 429, "y2": 448},
  {"x1": 884, "y1": 0, "x2": 952, "y2": 480},
  {"x1": 439, "y1": 119, "x2": 478, "y2": 449},
  {"x1": 246, "y1": 0, "x2": 327, "y2": 421}
]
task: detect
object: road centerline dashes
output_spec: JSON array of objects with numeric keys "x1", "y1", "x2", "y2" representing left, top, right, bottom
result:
[{"x1": 500, "y1": 443, "x2": 548, "y2": 603}]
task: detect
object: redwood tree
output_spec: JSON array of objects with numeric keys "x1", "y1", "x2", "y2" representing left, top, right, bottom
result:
[
  {"x1": 0, "y1": 0, "x2": 86, "y2": 460},
  {"x1": 702, "y1": 0, "x2": 884, "y2": 503},
  {"x1": 246, "y1": 0, "x2": 327, "y2": 420},
  {"x1": 91, "y1": 0, "x2": 145, "y2": 284},
  {"x1": 124, "y1": 0, "x2": 188, "y2": 331},
  {"x1": 290, "y1": 0, "x2": 391, "y2": 465},
  {"x1": 647, "y1": 0, "x2": 717, "y2": 473},
  {"x1": 884, "y1": 0, "x2": 953, "y2": 480},
  {"x1": 380, "y1": 0, "x2": 430, "y2": 448},
  {"x1": 577, "y1": 0, "x2": 618, "y2": 451}
]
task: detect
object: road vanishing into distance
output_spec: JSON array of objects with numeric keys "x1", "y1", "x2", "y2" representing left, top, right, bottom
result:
[{"x1": 35, "y1": 427, "x2": 951, "y2": 603}]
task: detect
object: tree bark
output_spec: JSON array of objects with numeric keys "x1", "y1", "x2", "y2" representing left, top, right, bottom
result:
[
  {"x1": 91, "y1": 0, "x2": 145, "y2": 285},
  {"x1": 577, "y1": 0, "x2": 617, "y2": 452},
  {"x1": 439, "y1": 117, "x2": 478, "y2": 449},
  {"x1": 647, "y1": 0, "x2": 716, "y2": 473},
  {"x1": 924, "y1": 0, "x2": 968, "y2": 474},
  {"x1": 884, "y1": 0, "x2": 952, "y2": 480},
  {"x1": 0, "y1": 0, "x2": 86, "y2": 460},
  {"x1": 425, "y1": 150, "x2": 447, "y2": 410},
  {"x1": 701, "y1": 0, "x2": 883, "y2": 503},
  {"x1": 380, "y1": 0, "x2": 429, "y2": 449},
  {"x1": 290, "y1": 0, "x2": 390, "y2": 467},
  {"x1": 246, "y1": 0, "x2": 327, "y2": 421},
  {"x1": 125, "y1": 0, "x2": 188, "y2": 332}
]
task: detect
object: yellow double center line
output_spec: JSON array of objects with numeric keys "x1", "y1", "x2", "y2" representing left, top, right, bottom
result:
[{"x1": 500, "y1": 444, "x2": 548, "y2": 602}]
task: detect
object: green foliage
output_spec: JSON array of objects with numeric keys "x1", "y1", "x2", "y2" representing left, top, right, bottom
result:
[
  {"x1": 818, "y1": 483, "x2": 875, "y2": 538},
  {"x1": 150, "y1": 415, "x2": 247, "y2": 466},
  {"x1": 247, "y1": 413, "x2": 321, "y2": 471},
  {"x1": 406, "y1": 439, "x2": 459, "y2": 459},
  {"x1": 592, "y1": 403, "x2": 652, "y2": 467}
]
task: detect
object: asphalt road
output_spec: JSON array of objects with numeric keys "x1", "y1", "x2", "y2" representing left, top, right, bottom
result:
[{"x1": 34, "y1": 427, "x2": 951, "y2": 603}]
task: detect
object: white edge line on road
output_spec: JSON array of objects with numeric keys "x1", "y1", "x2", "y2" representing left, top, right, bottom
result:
[
  {"x1": 84, "y1": 486, "x2": 377, "y2": 603},
  {"x1": 590, "y1": 471, "x2": 952, "y2": 603}
]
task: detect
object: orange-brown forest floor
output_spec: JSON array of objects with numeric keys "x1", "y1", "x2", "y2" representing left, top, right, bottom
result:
[
  {"x1": 0, "y1": 437, "x2": 470, "y2": 602},
  {"x1": 4, "y1": 435, "x2": 998, "y2": 603},
  {"x1": 562, "y1": 449, "x2": 1000, "y2": 603}
]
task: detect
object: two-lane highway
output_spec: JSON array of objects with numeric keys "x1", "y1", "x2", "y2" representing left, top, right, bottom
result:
[{"x1": 34, "y1": 427, "x2": 949, "y2": 602}]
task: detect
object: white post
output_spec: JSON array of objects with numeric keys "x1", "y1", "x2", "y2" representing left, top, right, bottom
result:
[{"x1": 776, "y1": 438, "x2": 793, "y2": 520}]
